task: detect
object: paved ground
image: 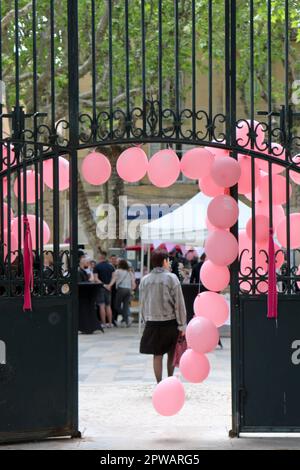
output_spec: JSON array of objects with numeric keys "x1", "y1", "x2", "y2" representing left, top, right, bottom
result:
[{"x1": 2, "y1": 324, "x2": 300, "y2": 450}]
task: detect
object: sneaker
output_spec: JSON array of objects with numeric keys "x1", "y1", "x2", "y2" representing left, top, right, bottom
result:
[
  {"x1": 101, "y1": 323, "x2": 107, "y2": 329},
  {"x1": 126, "y1": 319, "x2": 133, "y2": 327}
]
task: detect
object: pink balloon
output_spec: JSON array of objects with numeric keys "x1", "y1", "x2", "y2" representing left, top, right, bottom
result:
[
  {"x1": 194, "y1": 291, "x2": 229, "y2": 327},
  {"x1": 186, "y1": 316, "x2": 219, "y2": 354},
  {"x1": 152, "y1": 376, "x2": 185, "y2": 416},
  {"x1": 43, "y1": 157, "x2": 69, "y2": 191},
  {"x1": 180, "y1": 148, "x2": 214, "y2": 180},
  {"x1": 147, "y1": 149, "x2": 180, "y2": 188},
  {"x1": 1, "y1": 145, "x2": 15, "y2": 169},
  {"x1": 207, "y1": 194, "x2": 239, "y2": 229},
  {"x1": 11, "y1": 214, "x2": 50, "y2": 249},
  {"x1": 290, "y1": 155, "x2": 300, "y2": 184},
  {"x1": 236, "y1": 119, "x2": 265, "y2": 148},
  {"x1": 205, "y1": 216, "x2": 217, "y2": 232},
  {"x1": 276, "y1": 213, "x2": 300, "y2": 249},
  {"x1": 179, "y1": 350, "x2": 210, "y2": 384},
  {"x1": 205, "y1": 142, "x2": 230, "y2": 159},
  {"x1": 255, "y1": 201, "x2": 285, "y2": 231},
  {"x1": 13, "y1": 170, "x2": 43, "y2": 203},
  {"x1": 2, "y1": 177, "x2": 7, "y2": 198},
  {"x1": 259, "y1": 174, "x2": 292, "y2": 205},
  {"x1": 239, "y1": 230, "x2": 284, "y2": 274},
  {"x1": 239, "y1": 230, "x2": 268, "y2": 274},
  {"x1": 273, "y1": 242, "x2": 285, "y2": 269},
  {"x1": 3, "y1": 229, "x2": 18, "y2": 262},
  {"x1": 246, "y1": 215, "x2": 269, "y2": 243},
  {"x1": 200, "y1": 260, "x2": 230, "y2": 292},
  {"x1": 211, "y1": 157, "x2": 241, "y2": 188},
  {"x1": 244, "y1": 184, "x2": 263, "y2": 203},
  {"x1": 256, "y1": 143, "x2": 286, "y2": 174},
  {"x1": 238, "y1": 155, "x2": 261, "y2": 195},
  {"x1": 198, "y1": 175, "x2": 225, "y2": 197},
  {"x1": 1, "y1": 202, "x2": 14, "y2": 230},
  {"x1": 257, "y1": 281, "x2": 269, "y2": 294},
  {"x1": 81, "y1": 151, "x2": 111, "y2": 186},
  {"x1": 117, "y1": 147, "x2": 148, "y2": 182},
  {"x1": 205, "y1": 230, "x2": 239, "y2": 266}
]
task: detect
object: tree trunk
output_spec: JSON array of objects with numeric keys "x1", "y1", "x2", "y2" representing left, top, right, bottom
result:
[
  {"x1": 77, "y1": 173, "x2": 101, "y2": 258},
  {"x1": 100, "y1": 145, "x2": 126, "y2": 250}
]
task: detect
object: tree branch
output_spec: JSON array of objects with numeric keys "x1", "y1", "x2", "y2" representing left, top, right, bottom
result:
[
  {"x1": 80, "y1": 88, "x2": 140, "y2": 107},
  {"x1": 1, "y1": 2, "x2": 32, "y2": 33},
  {"x1": 78, "y1": 0, "x2": 110, "y2": 78},
  {"x1": 79, "y1": 65, "x2": 110, "y2": 99}
]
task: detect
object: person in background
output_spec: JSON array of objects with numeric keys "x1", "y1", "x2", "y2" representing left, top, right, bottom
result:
[
  {"x1": 127, "y1": 261, "x2": 136, "y2": 323},
  {"x1": 107, "y1": 259, "x2": 136, "y2": 327},
  {"x1": 109, "y1": 254, "x2": 119, "y2": 326},
  {"x1": 93, "y1": 251, "x2": 115, "y2": 328},
  {"x1": 78, "y1": 256, "x2": 93, "y2": 282},
  {"x1": 43, "y1": 253, "x2": 55, "y2": 294},
  {"x1": 90, "y1": 260, "x2": 96, "y2": 272},
  {"x1": 109, "y1": 254, "x2": 118, "y2": 269},
  {"x1": 169, "y1": 248, "x2": 182, "y2": 282},
  {"x1": 139, "y1": 250, "x2": 187, "y2": 383},
  {"x1": 78, "y1": 249, "x2": 85, "y2": 263},
  {"x1": 190, "y1": 252, "x2": 207, "y2": 287}
]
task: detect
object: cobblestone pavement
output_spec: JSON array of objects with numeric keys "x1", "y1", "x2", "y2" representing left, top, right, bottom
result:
[{"x1": 2, "y1": 324, "x2": 300, "y2": 450}]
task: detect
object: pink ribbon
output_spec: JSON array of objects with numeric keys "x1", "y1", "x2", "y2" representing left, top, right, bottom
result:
[
  {"x1": 23, "y1": 216, "x2": 33, "y2": 311},
  {"x1": 267, "y1": 227, "x2": 278, "y2": 319}
]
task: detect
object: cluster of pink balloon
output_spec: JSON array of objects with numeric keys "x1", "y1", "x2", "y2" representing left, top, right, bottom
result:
[
  {"x1": 0, "y1": 157, "x2": 67, "y2": 258},
  {"x1": 2, "y1": 214, "x2": 51, "y2": 262},
  {"x1": 12, "y1": 158, "x2": 70, "y2": 204},
  {"x1": 81, "y1": 146, "x2": 213, "y2": 187},
  {"x1": 81, "y1": 130, "x2": 293, "y2": 192},
  {"x1": 152, "y1": 157, "x2": 240, "y2": 417},
  {"x1": 82, "y1": 147, "x2": 181, "y2": 188},
  {"x1": 183, "y1": 161, "x2": 237, "y2": 395}
]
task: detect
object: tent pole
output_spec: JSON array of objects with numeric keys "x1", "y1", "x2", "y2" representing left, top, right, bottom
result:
[{"x1": 147, "y1": 244, "x2": 151, "y2": 273}]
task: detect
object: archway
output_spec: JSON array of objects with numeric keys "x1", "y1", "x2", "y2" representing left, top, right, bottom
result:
[{"x1": 0, "y1": 0, "x2": 300, "y2": 443}]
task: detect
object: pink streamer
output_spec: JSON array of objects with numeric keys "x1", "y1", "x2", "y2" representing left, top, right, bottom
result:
[
  {"x1": 267, "y1": 227, "x2": 278, "y2": 319},
  {"x1": 23, "y1": 216, "x2": 33, "y2": 311}
]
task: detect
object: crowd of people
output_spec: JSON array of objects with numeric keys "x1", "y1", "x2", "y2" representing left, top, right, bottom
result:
[
  {"x1": 78, "y1": 250, "x2": 136, "y2": 329},
  {"x1": 77, "y1": 246, "x2": 217, "y2": 330}
]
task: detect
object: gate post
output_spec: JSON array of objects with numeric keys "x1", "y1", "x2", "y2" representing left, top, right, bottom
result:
[
  {"x1": 68, "y1": 0, "x2": 80, "y2": 438},
  {"x1": 227, "y1": 0, "x2": 241, "y2": 438}
]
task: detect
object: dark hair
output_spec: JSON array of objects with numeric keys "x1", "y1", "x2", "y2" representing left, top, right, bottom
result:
[
  {"x1": 118, "y1": 259, "x2": 129, "y2": 270},
  {"x1": 200, "y1": 252, "x2": 206, "y2": 262},
  {"x1": 151, "y1": 249, "x2": 169, "y2": 268}
]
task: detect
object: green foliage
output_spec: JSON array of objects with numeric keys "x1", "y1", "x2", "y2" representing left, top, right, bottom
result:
[{"x1": 0, "y1": 0, "x2": 299, "y2": 123}]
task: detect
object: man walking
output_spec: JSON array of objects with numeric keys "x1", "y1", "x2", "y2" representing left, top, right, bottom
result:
[{"x1": 93, "y1": 251, "x2": 115, "y2": 328}]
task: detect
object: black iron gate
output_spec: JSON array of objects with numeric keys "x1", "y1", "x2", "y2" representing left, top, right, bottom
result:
[{"x1": 0, "y1": 0, "x2": 300, "y2": 442}]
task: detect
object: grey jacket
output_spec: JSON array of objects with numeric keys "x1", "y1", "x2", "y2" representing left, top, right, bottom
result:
[{"x1": 139, "y1": 268, "x2": 187, "y2": 331}]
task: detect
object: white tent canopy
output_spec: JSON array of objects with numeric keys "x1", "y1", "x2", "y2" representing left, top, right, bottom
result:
[{"x1": 141, "y1": 192, "x2": 251, "y2": 246}]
